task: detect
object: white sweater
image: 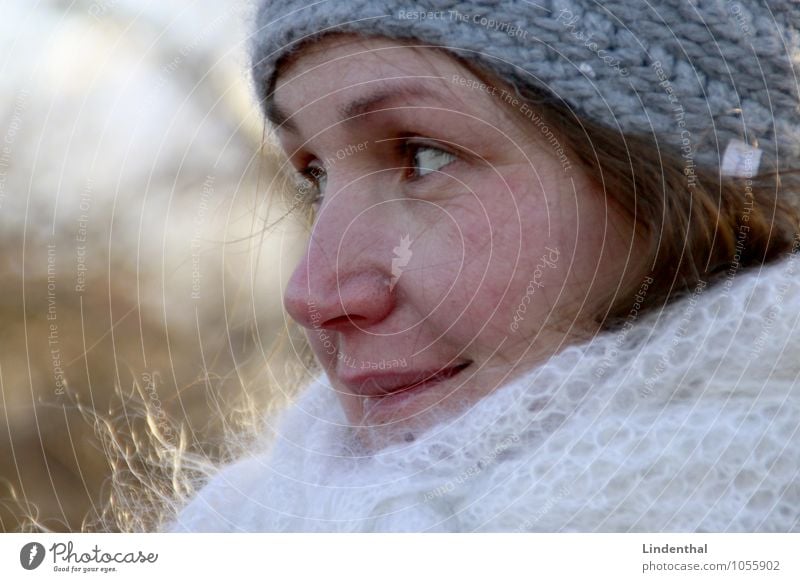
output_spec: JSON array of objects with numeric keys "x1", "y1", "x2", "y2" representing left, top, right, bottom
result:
[{"x1": 169, "y1": 253, "x2": 800, "y2": 532}]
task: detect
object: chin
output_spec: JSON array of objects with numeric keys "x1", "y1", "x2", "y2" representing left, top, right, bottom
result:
[{"x1": 346, "y1": 374, "x2": 479, "y2": 451}]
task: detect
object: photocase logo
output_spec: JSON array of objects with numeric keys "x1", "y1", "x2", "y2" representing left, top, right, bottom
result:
[
  {"x1": 390, "y1": 234, "x2": 413, "y2": 291},
  {"x1": 20, "y1": 542, "x2": 46, "y2": 570}
]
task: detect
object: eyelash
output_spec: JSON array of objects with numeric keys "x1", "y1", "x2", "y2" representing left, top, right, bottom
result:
[
  {"x1": 295, "y1": 164, "x2": 326, "y2": 208},
  {"x1": 294, "y1": 139, "x2": 458, "y2": 210}
]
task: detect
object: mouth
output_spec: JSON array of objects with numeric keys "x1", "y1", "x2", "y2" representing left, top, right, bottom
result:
[{"x1": 338, "y1": 361, "x2": 472, "y2": 399}]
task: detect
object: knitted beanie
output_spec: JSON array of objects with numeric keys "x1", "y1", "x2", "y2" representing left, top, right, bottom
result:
[{"x1": 250, "y1": 0, "x2": 800, "y2": 178}]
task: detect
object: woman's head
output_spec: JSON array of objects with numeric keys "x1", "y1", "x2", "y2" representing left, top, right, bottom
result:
[
  {"x1": 259, "y1": 19, "x2": 800, "y2": 449},
  {"x1": 265, "y1": 34, "x2": 639, "y2": 448}
]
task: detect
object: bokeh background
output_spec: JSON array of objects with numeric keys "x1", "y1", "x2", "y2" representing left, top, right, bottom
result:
[{"x1": 0, "y1": 0, "x2": 309, "y2": 531}]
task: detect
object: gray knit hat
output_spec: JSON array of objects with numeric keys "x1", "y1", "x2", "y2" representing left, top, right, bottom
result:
[{"x1": 250, "y1": 0, "x2": 799, "y2": 177}]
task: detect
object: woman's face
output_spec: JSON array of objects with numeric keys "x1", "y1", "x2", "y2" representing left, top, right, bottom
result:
[{"x1": 273, "y1": 34, "x2": 640, "y2": 449}]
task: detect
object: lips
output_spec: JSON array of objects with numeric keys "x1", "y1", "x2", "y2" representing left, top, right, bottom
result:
[{"x1": 338, "y1": 361, "x2": 472, "y2": 398}]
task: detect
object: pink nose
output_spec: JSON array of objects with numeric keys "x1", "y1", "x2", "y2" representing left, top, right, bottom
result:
[{"x1": 283, "y1": 239, "x2": 396, "y2": 332}]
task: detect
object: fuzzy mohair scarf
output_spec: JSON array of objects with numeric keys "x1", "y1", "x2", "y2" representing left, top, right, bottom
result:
[{"x1": 169, "y1": 251, "x2": 800, "y2": 532}]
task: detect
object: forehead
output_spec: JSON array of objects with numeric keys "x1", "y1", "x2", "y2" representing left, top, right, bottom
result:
[
  {"x1": 277, "y1": 33, "x2": 458, "y2": 88},
  {"x1": 268, "y1": 34, "x2": 500, "y2": 131}
]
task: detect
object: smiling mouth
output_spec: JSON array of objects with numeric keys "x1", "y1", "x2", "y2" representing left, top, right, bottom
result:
[{"x1": 340, "y1": 361, "x2": 472, "y2": 399}]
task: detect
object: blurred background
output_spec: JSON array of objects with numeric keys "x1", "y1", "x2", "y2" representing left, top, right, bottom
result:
[{"x1": 0, "y1": 0, "x2": 310, "y2": 531}]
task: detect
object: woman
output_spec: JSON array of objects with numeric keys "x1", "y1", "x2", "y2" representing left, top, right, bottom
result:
[{"x1": 169, "y1": 0, "x2": 800, "y2": 531}]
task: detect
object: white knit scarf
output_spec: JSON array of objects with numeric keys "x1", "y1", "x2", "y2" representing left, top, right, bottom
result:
[{"x1": 170, "y1": 252, "x2": 800, "y2": 532}]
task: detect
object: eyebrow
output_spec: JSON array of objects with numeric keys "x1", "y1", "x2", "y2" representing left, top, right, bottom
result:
[{"x1": 265, "y1": 82, "x2": 445, "y2": 135}]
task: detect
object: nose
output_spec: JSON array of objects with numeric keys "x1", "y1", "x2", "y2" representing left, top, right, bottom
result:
[{"x1": 283, "y1": 222, "x2": 396, "y2": 332}]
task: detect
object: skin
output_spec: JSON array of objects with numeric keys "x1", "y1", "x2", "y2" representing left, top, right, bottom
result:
[{"x1": 272, "y1": 34, "x2": 642, "y2": 450}]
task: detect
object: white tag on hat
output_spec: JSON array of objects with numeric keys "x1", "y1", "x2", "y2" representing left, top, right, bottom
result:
[{"x1": 721, "y1": 139, "x2": 762, "y2": 178}]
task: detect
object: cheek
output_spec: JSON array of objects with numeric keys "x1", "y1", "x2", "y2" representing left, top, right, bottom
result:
[
  {"x1": 480, "y1": 171, "x2": 576, "y2": 331},
  {"x1": 396, "y1": 164, "x2": 623, "y2": 342},
  {"x1": 402, "y1": 169, "x2": 567, "y2": 337},
  {"x1": 428, "y1": 167, "x2": 614, "y2": 339},
  {"x1": 504, "y1": 169, "x2": 638, "y2": 321}
]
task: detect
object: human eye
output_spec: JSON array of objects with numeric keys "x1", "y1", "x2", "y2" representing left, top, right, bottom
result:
[
  {"x1": 404, "y1": 141, "x2": 458, "y2": 180},
  {"x1": 293, "y1": 162, "x2": 327, "y2": 210}
]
